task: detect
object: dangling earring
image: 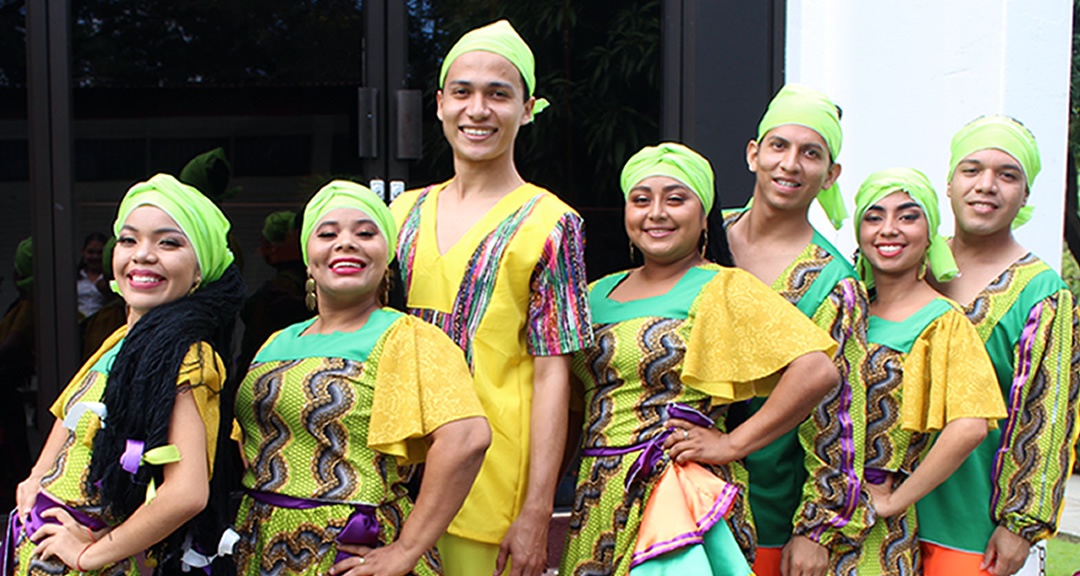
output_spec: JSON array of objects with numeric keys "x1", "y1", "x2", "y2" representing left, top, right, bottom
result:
[
  {"x1": 379, "y1": 269, "x2": 393, "y2": 306},
  {"x1": 917, "y1": 259, "x2": 928, "y2": 281},
  {"x1": 629, "y1": 241, "x2": 637, "y2": 263},
  {"x1": 700, "y1": 229, "x2": 709, "y2": 259},
  {"x1": 305, "y1": 275, "x2": 317, "y2": 311}
]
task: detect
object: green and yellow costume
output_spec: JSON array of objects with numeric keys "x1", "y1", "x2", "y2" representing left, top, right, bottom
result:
[
  {"x1": 856, "y1": 299, "x2": 1004, "y2": 575},
  {"x1": 12, "y1": 328, "x2": 224, "y2": 576},
  {"x1": 916, "y1": 254, "x2": 1080, "y2": 551},
  {"x1": 559, "y1": 264, "x2": 836, "y2": 575},
  {"x1": 232, "y1": 310, "x2": 484, "y2": 576},
  {"x1": 724, "y1": 210, "x2": 871, "y2": 568}
]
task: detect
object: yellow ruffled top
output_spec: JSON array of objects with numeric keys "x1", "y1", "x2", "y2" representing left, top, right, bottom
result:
[
  {"x1": 682, "y1": 268, "x2": 839, "y2": 403},
  {"x1": 899, "y1": 307, "x2": 1006, "y2": 431}
]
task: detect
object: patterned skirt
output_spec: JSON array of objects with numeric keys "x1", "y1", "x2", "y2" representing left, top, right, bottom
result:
[
  {"x1": 559, "y1": 452, "x2": 754, "y2": 576},
  {"x1": 233, "y1": 493, "x2": 442, "y2": 576}
]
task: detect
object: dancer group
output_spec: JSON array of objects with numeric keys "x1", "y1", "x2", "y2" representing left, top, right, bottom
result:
[{"x1": 5, "y1": 18, "x2": 1078, "y2": 576}]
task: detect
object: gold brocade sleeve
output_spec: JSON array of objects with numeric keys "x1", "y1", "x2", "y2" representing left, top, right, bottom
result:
[
  {"x1": 177, "y1": 341, "x2": 226, "y2": 475},
  {"x1": 682, "y1": 268, "x2": 838, "y2": 403},
  {"x1": 368, "y1": 315, "x2": 486, "y2": 464},
  {"x1": 901, "y1": 308, "x2": 1006, "y2": 432}
]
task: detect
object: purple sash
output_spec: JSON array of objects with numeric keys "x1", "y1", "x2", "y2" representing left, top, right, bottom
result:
[
  {"x1": 2, "y1": 492, "x2": 107, "y2": 576},
  {"x1": 864, "y1": 467, "x2": 890, "y2": 485},
  {"x1": 581, "y1": 403, "x2": 716, "y2": 491},
  {"x1": 245, "y1": 490, "x2": 379, "y2": 564}
]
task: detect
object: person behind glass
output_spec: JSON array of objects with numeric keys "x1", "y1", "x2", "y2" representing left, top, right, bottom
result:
[
  {"x1": 390, "y1": 19, "x2": 593, "y2": 576},
  {"x1": 0, "y1": 238, "x2": 35, "y2": 510},
  {"x1": 231, "y1": 181, "x2": 490, "y2": 576},
  {"x1": 848, "y1": 168, "x2": 1005, "y2": 574},
  {"x1": 722, "y1": 84, "x2": 870, "y2": 576},
  {"x1": 559, "y1": 143, "x2": 838, "y2": 575},
  {"x1": 76, "y1": 233, "x2": 109, "y2": 320},
  {"x1": 237, "y1": 210, "x2": 311, "y2": 374},
  {"x1": 80, "y1": 238, "x2": 127, "y2": 361},
  {"x1": 915, "y1": 116, "x2": 1080, "y2": 576},
  {"x1": 6, "y1": 174, "x2": 246, "y2": 575}
]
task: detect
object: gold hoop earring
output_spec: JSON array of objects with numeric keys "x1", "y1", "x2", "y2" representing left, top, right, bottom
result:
[
  {"x1": 700, "y1": 229, "x2": 709, "y2": 259},
  {"x1": 305, "y1": 276, "x2": 317, "y2": 311},
  {"x1": 917, "y1": 259, "x2": 927, "y2": 281}
]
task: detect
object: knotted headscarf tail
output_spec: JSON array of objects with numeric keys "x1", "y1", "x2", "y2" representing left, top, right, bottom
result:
[
  {"x1": 621, "y1": 143, "x2": 716, "y2": 215},
  {"x1": 439, "y1": 19, "x2": 550, "y2": 119},
  {"x1": 302, "y1": 180, "x2": 397, "y2": 266},
  {"x1": 755, "y1": 83, "x2": 847, "y2": 229},
  {"x1": 854, "y1": 167, "x2": 958, "y2": 289},
  {"x1": 948, "y1": 115, "x2": 1040, "y2": 229}
]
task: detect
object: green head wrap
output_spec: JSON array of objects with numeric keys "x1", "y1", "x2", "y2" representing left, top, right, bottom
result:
[
  {"x1": 854, "y1": 167, "x2": 958, "y2": 289},
  {"x1": 262, "y1": 210, "x2": 298, "y2": 243},
  {"x1": 620, "y1": 143, "x2": 715, "y2": 214},
  {"x1": 102, "y1": 237, "x2": 117, "y2": 281},
  {"x1": 948, "y1": 115, "x2": 1040, "y2": 229},
  {"x1": 439, "y1": 20, "x2": 550, "y2": 119},
  {"x1": 756, "y1": 83, "x2": 847, "y2": 229},
  {"x1": 14, "y1": 237, "x2": 32, "y2": 291},
  {"x1": 301, "y1": 180, "x2": 397, "y2": 266},
  {"x1": 114, "y1": 173, "x2": 235, "y2": 286},
  {"x1": 180, "y1": 147, "x2": 240, "y2": 203}
]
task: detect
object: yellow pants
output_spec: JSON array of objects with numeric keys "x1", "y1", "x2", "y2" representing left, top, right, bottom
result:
[{"x1": 438, "y1": 533, "x2": 509, "y2": 576}]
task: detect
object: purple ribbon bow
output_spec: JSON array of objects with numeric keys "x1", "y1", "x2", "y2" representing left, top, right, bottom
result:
[
  {"x1": 120, "y1": 439, "x2": 144, "y2": 474},
  {"x1": 584, "y1": 403, "x2": 716, "y2": 491},
  {"x1": 245, "y1": 490, "x2": 379, "y2": 564},
  {"x1": 2, "y1": 492, "x2": 107, "y2": 576}
]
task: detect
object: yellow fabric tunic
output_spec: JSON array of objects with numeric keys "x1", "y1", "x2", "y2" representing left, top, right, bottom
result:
[
  {"x1": 12, "y1": 327, "x2": 224, "y2": 576},
  {"x1": 391, "y1": 181, "x2": 593, "y2": 544}
]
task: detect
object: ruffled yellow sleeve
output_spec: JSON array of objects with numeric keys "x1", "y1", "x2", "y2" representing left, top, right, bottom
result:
[
  {"x1": 49, "y1": 326, "x2": 127, "y2": 420},
  {"x1": 177, "y1": 341, "x2": 226, "y2": 475},
  {"x1": 682, "y1": 268, "x2": 838, "y2": 403},
  {"x1": 901, "y1": 308, "x2": 1007, "y2": 432},
  {"x1": 368, "y1": 315, "x2": 485, "y2": 464}
]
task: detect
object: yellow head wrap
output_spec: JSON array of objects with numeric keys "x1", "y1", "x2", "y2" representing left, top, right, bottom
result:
[
  {"x1": 620, "y1": 143, "x2": 715, "y2": 214},
  {"x1": 854, "y1": 167, "x2": 958, "y2": 289},
  {"x1": 948, "y1": 115, "x2": 1040, "y2": 229},
  {"x1": 439, "y1": 20, "x2": 550, "y2": 119},
  {"x1": 114, "y1": 174, "x2": 235, "y2": 286},
  {"x1": 301, "y1": 180, "x2": 397, "y2": 266},
  {"x1": 756, "y1": 84, "x2": 846, "y2": 229}
]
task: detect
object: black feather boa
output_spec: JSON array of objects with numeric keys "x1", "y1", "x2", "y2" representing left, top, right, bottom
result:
[{"x1": 86, "y1": 264, "x2": 245, "y2": 574}]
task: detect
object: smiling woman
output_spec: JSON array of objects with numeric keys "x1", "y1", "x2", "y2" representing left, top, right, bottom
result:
[
  {"x1": 113, "y1": 206, "x2": 202, "y2": 324},
  {"x1": 231, "y1": 180, "x2": 490, "y2": 576},
  {"x1": 6, "y1": 174, "x2": 246, "y2": 576},
  {"x1": 849, "y1": 168, "x2": 1004, "y2": 575},
  {"x1": 559, "y1": 143, "x2": 839, "y2": 576}
]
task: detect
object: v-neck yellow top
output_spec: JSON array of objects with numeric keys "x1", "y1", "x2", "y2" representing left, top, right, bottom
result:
[{"x1": 392, "y1": 180, "x2": 593, "y2": 543}]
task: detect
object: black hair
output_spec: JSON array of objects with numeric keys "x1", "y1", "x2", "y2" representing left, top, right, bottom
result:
[
  {"x1": 82, "y1": 232, "x2": 108, "y2": 249},
  {"x1": 704, "y1": 205, "x2": 735, "y2": 267},
  {"x1": 86, "y1": 264, "x2": 245, "y2": 575}
]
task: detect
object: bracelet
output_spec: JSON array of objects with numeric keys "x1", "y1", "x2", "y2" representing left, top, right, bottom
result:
[
  {"x1": 76, "y1": 543, "x2": 91, "y2": 573},
  {"x1": 85, "y1": 525, "x2": 97, "y2": 543}
]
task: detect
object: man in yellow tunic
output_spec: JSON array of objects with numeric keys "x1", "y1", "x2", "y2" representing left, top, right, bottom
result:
[{"x1": 390, "y1": 20, "x2": 593, "y2": 576}]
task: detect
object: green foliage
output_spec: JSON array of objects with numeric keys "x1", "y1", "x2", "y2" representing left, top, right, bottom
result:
[{"x1": 1047, "y1": 538, "x2": 1080, "y2": 576}]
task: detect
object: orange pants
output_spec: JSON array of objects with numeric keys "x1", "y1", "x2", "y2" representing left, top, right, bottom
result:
[
  {"x1": 921, "y1": 541, "x2": 990, "y2": 575},
  {"x1": 752, "y1": 546, "x2": 783, "y2": 576}
]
